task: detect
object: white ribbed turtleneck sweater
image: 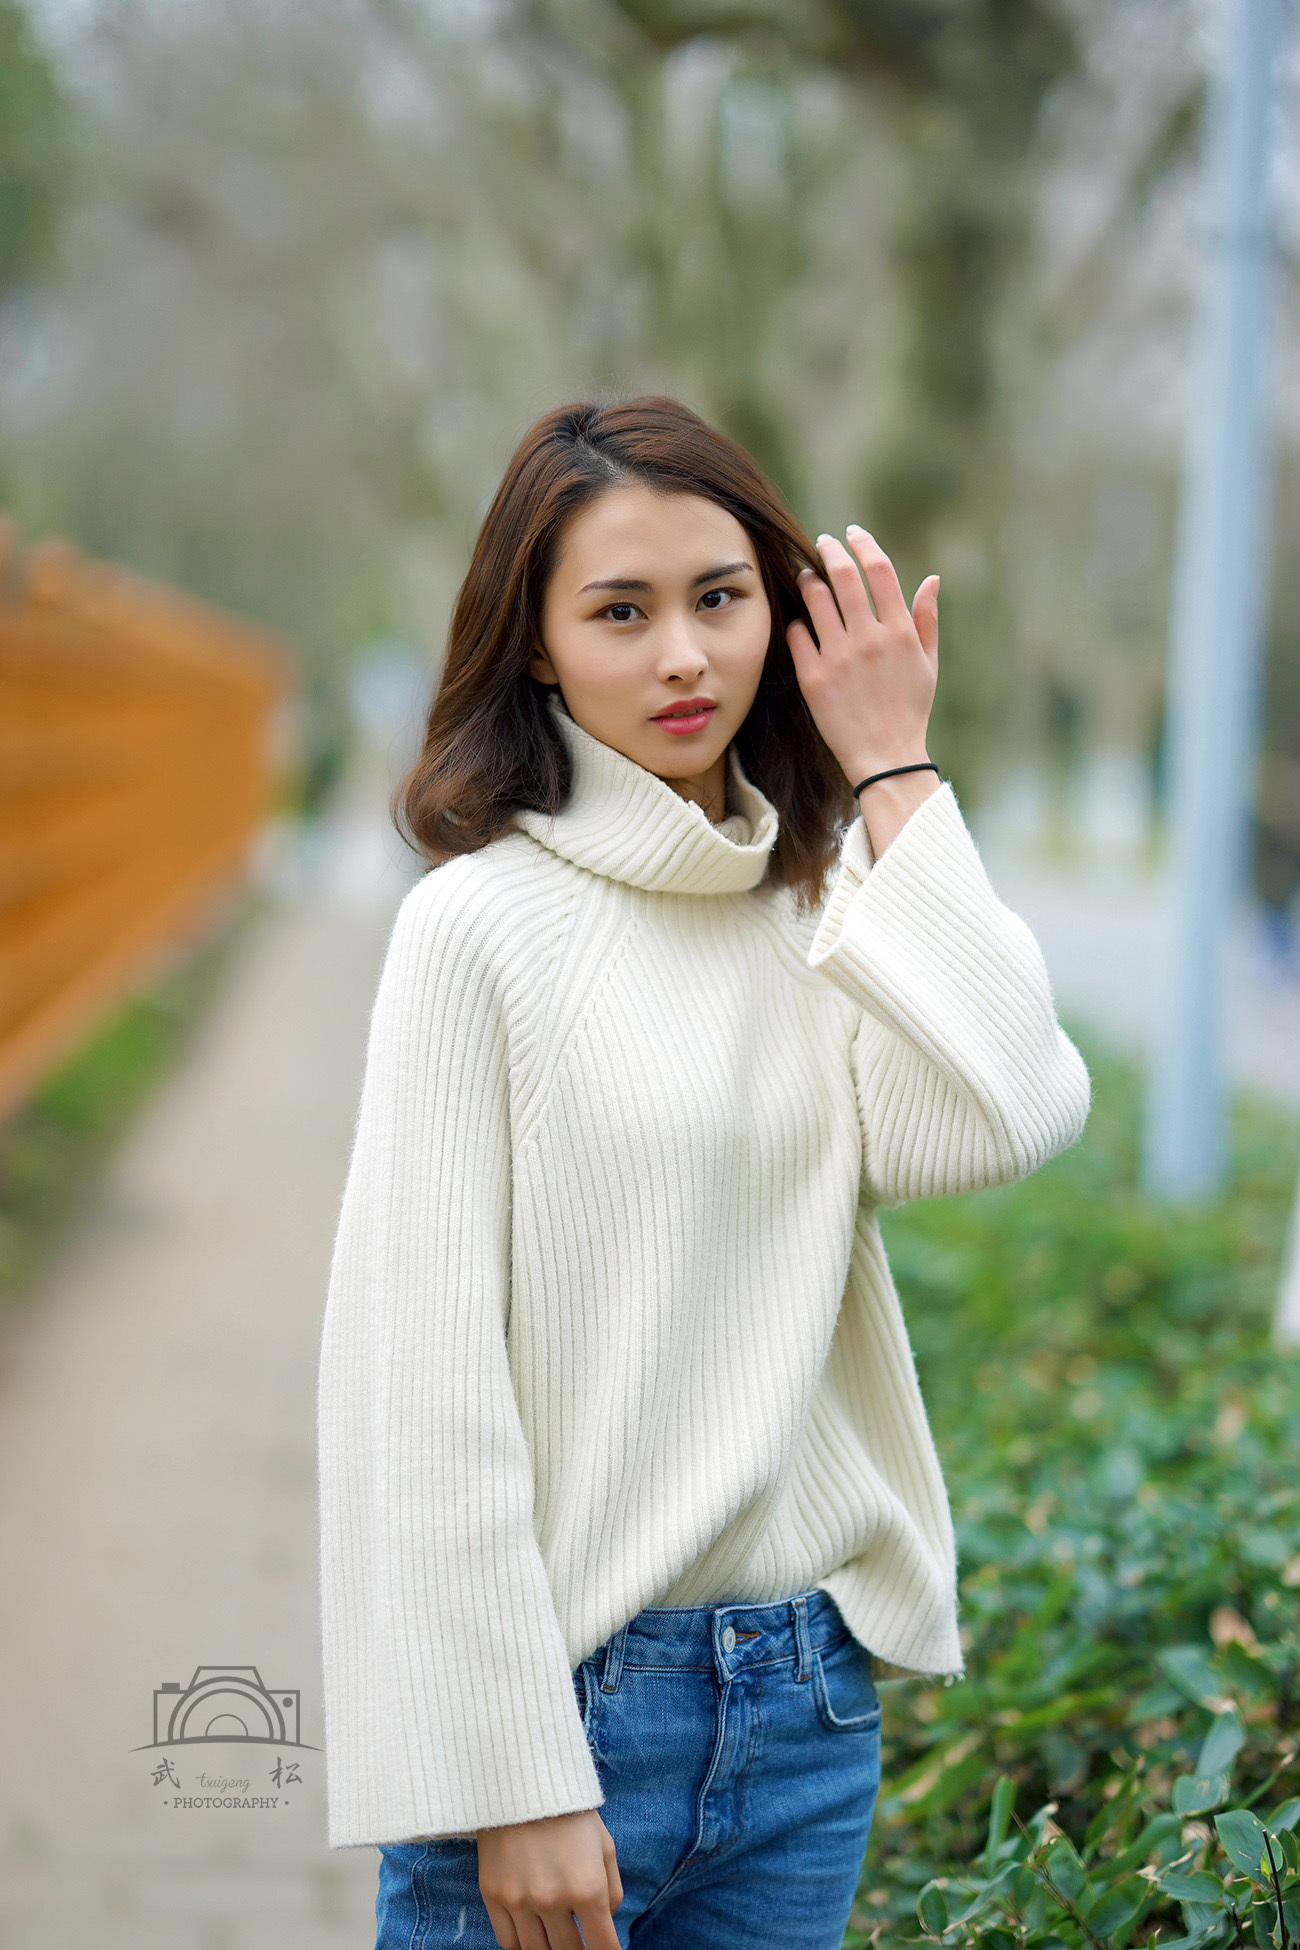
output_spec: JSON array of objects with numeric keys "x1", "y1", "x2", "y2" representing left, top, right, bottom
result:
[{"x1": 316, "y1": 692, "x2": 1091, "y2": 1849}]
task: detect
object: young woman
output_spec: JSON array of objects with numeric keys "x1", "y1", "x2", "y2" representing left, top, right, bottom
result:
[{"x1": 317, "y1": 396, "x2": 1091, "y2": 1950}]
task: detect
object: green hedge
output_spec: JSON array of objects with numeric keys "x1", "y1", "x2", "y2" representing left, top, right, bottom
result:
[{"x1": 852, "y1": 1034, "x2": 1300, "y2": 1950}]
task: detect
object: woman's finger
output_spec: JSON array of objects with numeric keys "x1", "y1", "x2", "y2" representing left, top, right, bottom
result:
[
  {"x1": 815, "y1": 534, "x2": 875, "y2": 634},
  {"x1": 911, "y1": 574, "x2": 940, "y2": 659},
  {"x1": 480, "y1": 1896, "x2": 524, "y2": 1947},
  {"x1": 571, "y1": 1892, "x2": 624, "y2": 1950},
  {"x1": 844, "y1": 527, "x2": 911, "y2": 629},
  {"x1": 786, "y1": 616, "x2": 820, "y2": 667},
  {"x1": 794, "y1": 567, "x2": 845, "y2": 648}
]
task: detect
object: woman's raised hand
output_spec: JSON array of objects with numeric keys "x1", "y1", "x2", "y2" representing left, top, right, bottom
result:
[
  {"x1": 476, "y1": 1808, "x2": 623, "y2": 1948},
  {"x1": 787, "y1": 527, "x2": 938, "y2": 786},
  {"x1": 786, "y1": 526, "x2": 941, "y2": 856}
]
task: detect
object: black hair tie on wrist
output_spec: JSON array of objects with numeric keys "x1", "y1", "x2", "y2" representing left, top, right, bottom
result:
[{"x1": 853, "y1": 761, "x2": 940, "y2": 798}]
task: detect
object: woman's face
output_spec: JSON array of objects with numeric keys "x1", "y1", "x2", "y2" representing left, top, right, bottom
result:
[{"x1": 530, "y1": 484, "x2": 772, "y2": 787}]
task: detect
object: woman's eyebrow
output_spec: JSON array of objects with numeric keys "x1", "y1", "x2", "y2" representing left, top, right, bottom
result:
[{"x1": 577, "y1": 561, "x2": 754, "y2": 596}]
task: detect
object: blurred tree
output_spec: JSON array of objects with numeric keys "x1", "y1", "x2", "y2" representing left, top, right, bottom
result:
[
  {"x1": 374, "y1": 0, "x2": 840, "y2": 516},
  {"x1": 1, "y1": 0, "x2": 1073, "y2": 813},
  {"x1": 0, "y1": 0, "x2": 66, "y2": 298},
  {"x1": 590, "y1": 0, "x2": 1078, "y2": 796}
]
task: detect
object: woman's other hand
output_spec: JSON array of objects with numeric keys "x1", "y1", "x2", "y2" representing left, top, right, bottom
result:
[
  {"x1": 476, "y1": 1808, "x2": 623, "y2": 1948},
  {"x1": 787, "y1": 527, "x2": 941, "y2": 857}
]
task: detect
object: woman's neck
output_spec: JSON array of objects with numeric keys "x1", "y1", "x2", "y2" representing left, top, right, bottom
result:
[{"x1": 663, "y1": 753, "x2": 731, "y2": 825}]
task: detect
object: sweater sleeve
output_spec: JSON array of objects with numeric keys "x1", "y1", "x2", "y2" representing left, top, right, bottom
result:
[
  {"x1": 316, "y1": 865, "x2": 603, "y2": 1848},
  {"x1": 806, "y1": 784, "x2": 1091, "y2": 1207}
]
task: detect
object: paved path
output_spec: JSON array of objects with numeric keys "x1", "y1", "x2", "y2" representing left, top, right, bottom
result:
[
  {"x1": 976, "y1": 836, "x2": 1300, "y2": 1112},
  {"x1": 0, "y1": 753, "x2": 415, "y2": 1950},
  {"x1": 976, "y1": 842, "x2": 1300, "y2": 1350}
]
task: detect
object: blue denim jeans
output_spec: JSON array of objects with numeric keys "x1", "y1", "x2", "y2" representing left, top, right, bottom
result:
[{"x1": 374, "y1": 1585, "x2": 882, "y2": 1948}]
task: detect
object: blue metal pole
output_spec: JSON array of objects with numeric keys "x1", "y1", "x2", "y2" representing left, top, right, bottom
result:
[{"x1": 1140, "y1": 0, "x2": 1284, "y2": 1201}]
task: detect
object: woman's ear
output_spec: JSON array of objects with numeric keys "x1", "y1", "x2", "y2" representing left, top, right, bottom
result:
[{"x1": 528, "y1": 646, "x2": 559, "y2": 684}]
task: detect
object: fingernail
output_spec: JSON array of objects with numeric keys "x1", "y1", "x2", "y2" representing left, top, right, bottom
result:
[
  {"x1": 816, "y1": 533, "x2": 833, "y2": 546},
  {"x1": 846, "y1": 523, "x2": 865, "y2": 536}
]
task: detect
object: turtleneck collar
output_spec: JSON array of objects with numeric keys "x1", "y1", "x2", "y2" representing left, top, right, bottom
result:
[{"x1": 514, "y1": 690, "x2": 780, "y2": 895}]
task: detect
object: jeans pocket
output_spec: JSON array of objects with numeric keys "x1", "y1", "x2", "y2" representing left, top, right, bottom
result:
[
  {"x1": 574, "y1": 1658, "x2": 601, "y2": 1760},
  {"x1": 811, "y1": 1633, "x2": 882, "y2": 1734}
]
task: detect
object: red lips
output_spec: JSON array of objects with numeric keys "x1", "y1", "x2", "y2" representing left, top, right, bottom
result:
[{"x1": 652, "y1": 696, "x2": 717, "y2": 719}]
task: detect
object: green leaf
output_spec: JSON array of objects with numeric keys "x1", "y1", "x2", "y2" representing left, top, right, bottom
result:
[
  {"x1": 1251, "y1": 1897, "x2": 1278, "y2": 1949},
  {"x1": 1270, "y1": 1801, "x2": 1300, "y2": 1836},
  {"x1": 1085, "y1": 1767, "x2": 1141, "y2": 1858},
  {"x1": 1045, "y1": 1837, "x2": 1088, "y2": 1904},
  {"x1": 918, "y1": 1882, "x2": 950, "y2": 1936},
  {"x1": 1217, "y1": 1811, "x2": 1271, "y2": 1883},
  {"x1": 1128, "y1": 1681, "x2": 1188, "y2": 1723},
  {"x1": 1087, "y1": 1885, "x2": 1146, "y2": 1937},
  {"x1": 985, "y1": 1775, "x2": 1016, "y2": 1877},
  {"x1": 1217, "y1": 1643, "x2": 1276, "y2": 1700},
  {"x1": 1176, "y1": 1772, "x2": 1233, "y2": 1815},
  {"x1": 1241, "y1": 1529, "x2": 1292, "y2": 1567},
  {"x1": 949, "y1": 1877, "x2": 1014, "y2": 1931},
  {"x1": 1160, "y1": 1873, "x2": 1231, "y2": 1905},
  {"x1": 1278, "y1": 1831, "x2": 1300, "y2": 1873},
  {"x1": 1182, "y1": 1902, "x2": 1230, "y2": 1938},
  {"x1": 1110, "y1": 1814, "x2": 1184, "y2": 1877},
  {"x1": 1197, "y1": 1711, "x2": 1246, "y2": 1778},
  {"x1": 1159, "y1": 1646, "x2": 1225, "y2": 1709}
]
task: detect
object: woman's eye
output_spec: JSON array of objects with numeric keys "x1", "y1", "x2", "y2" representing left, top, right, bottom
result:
[
  {"x1": 603, "y1": 602, "x2": 640, "y2": 623},
  {"x1": 698, "y1": 588, "x2": 734, "y2": 611}
]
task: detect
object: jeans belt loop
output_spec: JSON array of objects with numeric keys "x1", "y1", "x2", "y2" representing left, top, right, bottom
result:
[
  {"x1": 790, "y1": 1594, "x2": 812, "y2": 1683},
  {"x1": 601, "y1": 1621, "x2": 629, "y2": 1694}
]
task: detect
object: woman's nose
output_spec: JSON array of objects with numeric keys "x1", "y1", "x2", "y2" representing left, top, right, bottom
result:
[{"x1": 657, "y1": 615, "x2": 708, "y2": 679}]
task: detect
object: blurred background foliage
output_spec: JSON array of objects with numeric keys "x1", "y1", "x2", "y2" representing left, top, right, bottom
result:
[
  {"x1": 1, "y1": 0, "x2": 1298, "y2": 868},
  {"x1": 0, "y1": 0, "x2": 67, "y2": 299}
]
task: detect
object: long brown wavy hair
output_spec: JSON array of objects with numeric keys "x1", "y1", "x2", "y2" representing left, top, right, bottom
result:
[{"x1": 394, "y1": 395, "x2": 854, "y2": 912}]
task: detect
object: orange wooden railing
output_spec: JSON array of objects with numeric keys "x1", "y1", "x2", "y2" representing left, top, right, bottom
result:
[{"x1": 0, "y1": 521, "x2": 290, "y2": 1122}]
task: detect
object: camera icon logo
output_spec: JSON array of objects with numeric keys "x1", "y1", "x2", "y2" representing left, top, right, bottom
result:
[{"x1": 137, "y1": 1664, "x2": 315, "y2": 1749}]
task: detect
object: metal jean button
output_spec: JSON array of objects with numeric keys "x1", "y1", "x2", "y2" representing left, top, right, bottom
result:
[{"x1": 721, "y1": 1625, "x2": 736, "y2": 1652}]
